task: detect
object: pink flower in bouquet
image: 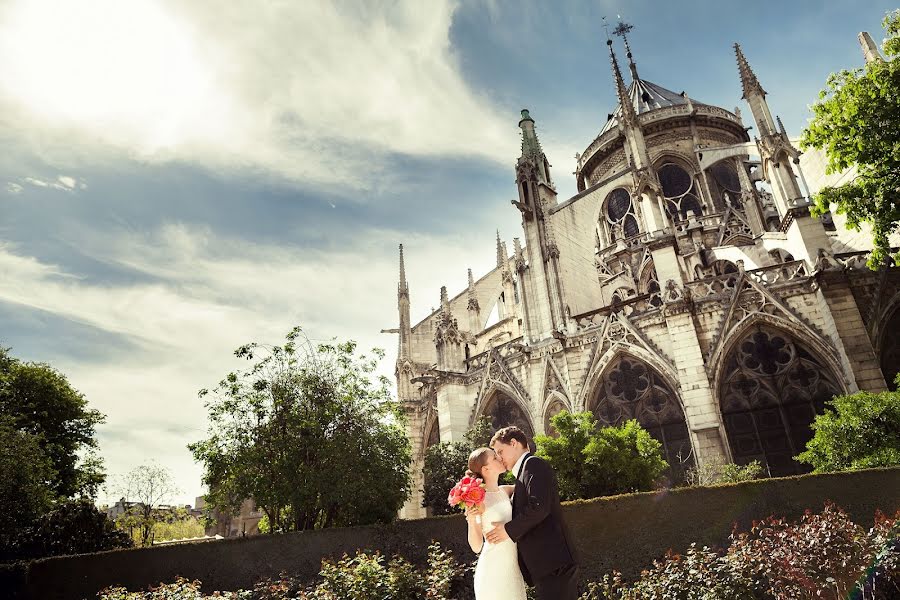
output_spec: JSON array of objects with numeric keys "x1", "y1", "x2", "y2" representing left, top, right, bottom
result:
[{"x1": 448, "y1": 475, "x2": 486, "y2": 511}]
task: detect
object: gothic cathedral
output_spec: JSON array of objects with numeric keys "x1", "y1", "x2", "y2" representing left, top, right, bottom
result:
[{"x1": 390, "y1": 29, "x2": 900, "y2": 519}]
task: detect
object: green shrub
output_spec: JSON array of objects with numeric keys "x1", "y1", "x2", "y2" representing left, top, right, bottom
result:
[
  {"x1": 685, "y1": 460, "x2": 764, "y2": 487},
  {"x1": 537, "y1": 412, "x2": 668, "y2": 500},
  {"x1": 796, "y1": 389, "x2": 900, "y2": 471},
  {"x1": 717, "y1": 461, "x2": 763, "y2": 484},
  {"x1": 580, "y1": 545, "x2": 757, "y2": 599},
  {"x1": 98, "y1": 577, "x2": 243, "y2": 599},
  {"x1": 581, "y1": 502, "x2": 900, "y2": 600},
  {"x1": 14, "y1": 499, "x2": 131, "y2": 561},
  {"x1": 422, "y1": 416, "x2": 508, "y2": 515}
]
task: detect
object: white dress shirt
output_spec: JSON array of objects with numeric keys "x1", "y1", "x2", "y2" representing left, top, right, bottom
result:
[{"x1": 511, "y1": 451, "x2": 530, "y2": 481}]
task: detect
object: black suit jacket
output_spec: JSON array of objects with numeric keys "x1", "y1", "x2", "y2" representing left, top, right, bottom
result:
[{"x1": 505, "y1": 454, "x2": 577, "y2": 584}]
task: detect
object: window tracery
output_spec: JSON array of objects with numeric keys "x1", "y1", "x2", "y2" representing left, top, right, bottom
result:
[
  {"x1": 719, "y1": 327, "x2": 841, "y2": 476},
  {"x1": 639, "y1": 264, "x2": 663, "y2": 308},
  {"x1": 658, "y1": 162, "x2": 703, "y2": 221},
  {"x1": 709, "y1": 161, "x2": 743, "y2": 210},
  {"x1": 604, "y1": 188, "x2": 639, "y2": 243},
  {"x1": 590, "y1": 356, "x2": 694, "y2": 482},
  {"x1": 482, "y1": 393, "x2": 534, "y2": 439}
]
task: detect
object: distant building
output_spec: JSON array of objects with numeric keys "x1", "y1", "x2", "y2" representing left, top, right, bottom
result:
[{"x1": 198, "y1": 496, "x2": 263, "y2": 538}]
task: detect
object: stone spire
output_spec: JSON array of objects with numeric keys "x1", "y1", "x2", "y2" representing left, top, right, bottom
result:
[
  {"x1": 440, "y1": 285, "x2": 450, "y2": 314},
  {"x1": 496, "y1": 230, "x2": 505, "y2": 268},
  {"x1": 518, "y1": 109, "x2": 543, "y2": 161},
  {"x1": 517, "y1": 109, "x2": 553, "y2": 188},
  {"x1": 613, "y1": 21, "x2": 639, "y2": 82},
  {"x1": 467, "y1": 269, "x2": 479, "y2": 312},
  {"x1": 397, "y1": 244, "x2": 411, "y2": 361},
  {"x1": 398, "y1": 243, "x2": 408, "y2": 297},
  {"x1": 608, "y1": 39, "x2": 636, "y2": 125},
  {"x1": 859, "y1": 31, "x2": 884, "y2": 63},
  {"x1": 513, "y1": 237, "x2": 526, "y2": 272},
  {"x1": 734, "y1": 43, "x2": 766, "y2": 99}
]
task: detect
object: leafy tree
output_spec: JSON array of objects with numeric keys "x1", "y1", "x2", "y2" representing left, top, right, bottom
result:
[
  {"x1": 420, "y1": 416, "x2": 512, "y2": 516},
  {"x1": 189, "y1": 327, "x2": 410, "y2": 532},
  {"x1": 536, "y1": 411, "x2": 668, "y2": 501},
  {"x1": 113, "y1": 462, "x2": 181, "y2": 546},
  {"x1": 422, "y1": 440, "x2": 472, "y2": 516},
  {"x1": 796, "y1": 387, "x2": 900, "y2": 472},
  {"x1": 0, "y1": 348, "x2": 105, "y2": 498},
  {"x1": 0, "y1": 416, "x2": 56, "y2": 560},
  {"x1": 800, "y1": 10, "x2": 900, "y2": 267},
  {"x1": 151, "y1": 506, "x2": 205, "y2": 542},
  {"x1": 14, "y1": 499, "x2": 131, "y2": 560}
]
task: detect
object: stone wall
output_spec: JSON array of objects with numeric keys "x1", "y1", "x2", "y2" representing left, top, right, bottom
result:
[{"x1": 6, "y1": 468, "x2": 899, "y2": 600}]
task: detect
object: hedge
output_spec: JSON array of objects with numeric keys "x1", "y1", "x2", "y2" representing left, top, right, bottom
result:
[{"x1": 5, "y1": 467, "x2": 899, "y2": 600}]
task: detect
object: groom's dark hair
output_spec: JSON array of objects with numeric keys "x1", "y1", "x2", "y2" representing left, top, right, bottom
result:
[{"x1": 490, "y1": 426, "x2": 529, "y2": 448}]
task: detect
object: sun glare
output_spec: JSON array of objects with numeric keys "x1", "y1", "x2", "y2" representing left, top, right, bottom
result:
[{"x1": 0, "y1": 0, "x2": 229, "y2": 152}]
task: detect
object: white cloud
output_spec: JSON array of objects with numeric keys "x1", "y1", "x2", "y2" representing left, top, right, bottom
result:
[
  {"x1": 18, "y1": 175, "x2": 84, "y2": 192},
  {"x1": 0, "y1": 221, "x2": 507, "y2": 504},
  {"x1": 4, "y1": 182, "x2": 23, "y2": 194},
  {"x1": 57, "y1": 175, "x2": 77, "y2": 189},
  {"x1": 0, "y1": 0, "x2": 518, "y2": 190}
]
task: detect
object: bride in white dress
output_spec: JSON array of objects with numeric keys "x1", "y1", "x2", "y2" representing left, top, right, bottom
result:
[{"x1": 464, "y1": 447, "x2": 527, "y2": 600}]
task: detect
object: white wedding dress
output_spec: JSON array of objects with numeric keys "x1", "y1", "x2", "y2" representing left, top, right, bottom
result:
[{"x1": 473, "y1": 489, "x2": 527, "y2": 600}]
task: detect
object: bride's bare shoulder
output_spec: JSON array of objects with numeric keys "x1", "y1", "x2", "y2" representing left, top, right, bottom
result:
[{"x1": 500, "y1": 484, "x2": 515, "y2": 497}]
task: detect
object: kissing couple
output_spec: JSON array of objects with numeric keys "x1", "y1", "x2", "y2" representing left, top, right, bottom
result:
[{"x1": 464, "y1": 426, "x2": 579, "y2": 600}]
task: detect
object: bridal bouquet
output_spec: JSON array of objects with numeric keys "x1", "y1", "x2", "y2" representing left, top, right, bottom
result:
[{"x1": 448, "y1": 475, "x2": 486, "y2": 521}]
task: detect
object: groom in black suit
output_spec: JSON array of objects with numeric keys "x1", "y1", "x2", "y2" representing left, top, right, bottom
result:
[{"x1": 485, "y1": 426, "x2": 579, "y2": 600}]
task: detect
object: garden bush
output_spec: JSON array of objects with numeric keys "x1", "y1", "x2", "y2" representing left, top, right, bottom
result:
[
  {"x1": 579, "y1": 502, "x2": 900, "y2": 600},
  {"x1": 796, "y1": 388, "x2": 900, "y2": 472},
  {"x1": 98, "y1": 543, "x2": 471, "y2": 600},
  {"x1": 684, "y1": 460, "x2": 764, "y2": 487},
  {"x1": 536, "y1": 411, "x2": 668, "y2": 501}
]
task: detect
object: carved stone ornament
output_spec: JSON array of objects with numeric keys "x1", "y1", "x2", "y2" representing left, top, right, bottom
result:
[{"x1": 664, "y1": 279, "x2": 684, "y2": 302}]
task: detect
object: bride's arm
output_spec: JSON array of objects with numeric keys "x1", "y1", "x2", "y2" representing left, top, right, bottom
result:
[{"x1": 465, "y1": 509, "x2": 484, "y2": 554}]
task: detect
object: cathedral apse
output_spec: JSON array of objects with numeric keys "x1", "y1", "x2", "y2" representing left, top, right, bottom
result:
[{"x1": 390, "y1": 24, "x2": 900, "y2": 519}]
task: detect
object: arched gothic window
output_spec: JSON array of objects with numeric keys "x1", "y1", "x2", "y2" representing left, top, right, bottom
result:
[
  {"x1": 590, "y1": 356, "x2": 694, "y2": 482},
  {"x1": 658, "y1": 162, "x2": 703, "y2": 221},
  {"x1": 881, "y1": 307, "x2": 900, "y2": 391},
  {"x1": 543, "y1": 398, "x2": 567, "y2": 438},
  {"x1": 604, "y1": 188, "x2": 639, "y2": 242},
  {"x1": 481, "y1": 393, "x2": 535, "y2": 441},
  {"x1": 639, "y1": 264, "x2": 663, "y2": 308},
  {"x1": 719, "y1": 327, "x2": 842, "y2": 476},
  {"x1": 709, "y1": 161, "x2": 743, "y2": 210}
]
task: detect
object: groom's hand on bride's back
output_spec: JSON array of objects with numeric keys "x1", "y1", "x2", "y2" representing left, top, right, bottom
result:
[{"x1": 485, "y1": 523, "x2": 510, "y2": 544}]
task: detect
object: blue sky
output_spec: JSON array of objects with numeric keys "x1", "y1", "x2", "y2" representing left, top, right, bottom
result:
[{"x1": 0, "y1": 0, "x2": 893, "y2": 505}]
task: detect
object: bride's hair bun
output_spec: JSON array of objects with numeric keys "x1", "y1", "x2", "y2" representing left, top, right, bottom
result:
[{"x1": 466, "y1": 447, "x2": 494, "y2": 480}]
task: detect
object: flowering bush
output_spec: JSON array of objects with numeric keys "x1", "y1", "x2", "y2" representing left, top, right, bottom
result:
[
  {"x1": 98, "y1": 577, "x2": 245, "y2": 599},
  {"x1": 98, "y1": 543, "x2": 467, "y2": 600},
  {"x1": 578, "y1": 502, "x2": 900, "y2": 600}
]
